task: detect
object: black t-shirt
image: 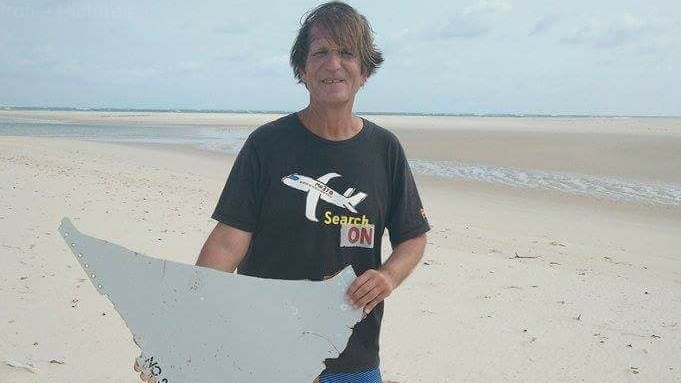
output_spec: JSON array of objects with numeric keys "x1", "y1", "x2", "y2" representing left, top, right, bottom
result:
[{"x1": 212, "y1": 113, "x2": 430, "y2": 372}]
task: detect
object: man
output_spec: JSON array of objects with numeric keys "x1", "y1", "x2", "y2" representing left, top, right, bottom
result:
[{"x1": 137, "y1": 2, "x2": 428, "y2": 382}]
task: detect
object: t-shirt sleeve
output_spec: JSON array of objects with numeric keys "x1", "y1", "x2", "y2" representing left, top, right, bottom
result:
[
  {"x1": 211, "y1": 138, "x2": 261, "y2": 232},
  {"x1": 386, "y1": 141, "x2": 430, "y2": 246}
]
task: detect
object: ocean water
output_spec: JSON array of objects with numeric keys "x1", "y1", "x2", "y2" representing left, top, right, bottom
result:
[
  {"x1": 2, "y1": 118, "x2": 680, "y2": 207},
  {"x1": 0, "y1": 119, "x2": 248, "y2": 154}
]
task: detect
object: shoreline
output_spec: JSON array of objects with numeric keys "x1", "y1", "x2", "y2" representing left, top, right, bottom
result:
[{"x1": 2, "y1": 109, "x2": 681, "y2": 134}]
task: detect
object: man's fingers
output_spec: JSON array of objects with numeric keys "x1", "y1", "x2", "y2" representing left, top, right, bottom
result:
[
  {"x1": 347, "y1": 269, "x2": 383, "y2": 302},
  {"x1": 364, "y1": 289, "x2": 391, "y2": 314},
  {"x1": 136, "y1": 358, "x2": 153, "y2": 382},
  {"x1": 349, "y1": 278, "x2": 379, "y2": 306},
  {"x1": 140, "y1": 371, "x2": 157, "y2": 383},
  {"x1": 346, "y1": 271, "x2": 373, "y2": 297},
  {"x1": 347, "y1": 269, "x2": 395, "y2": 314},
  {"x1": 354, "y1": 285, "x2": 382, "y2": 309}
]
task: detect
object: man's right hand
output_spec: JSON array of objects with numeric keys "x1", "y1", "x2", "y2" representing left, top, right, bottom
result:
[{"x1": 133, "y1": 358, "x2": 154, "y2": 382}]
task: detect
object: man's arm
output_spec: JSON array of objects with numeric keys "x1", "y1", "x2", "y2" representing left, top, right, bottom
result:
[
  {"x1": 196, "y1": 222, "x2": 252, "y2": 272},
  {"x1": 346, "y1": 233, "x2": 427, "y2": 314}
]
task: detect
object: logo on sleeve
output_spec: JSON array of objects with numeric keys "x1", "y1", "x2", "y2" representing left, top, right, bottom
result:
[{"x1": 340, "y1": 223, "x2": 375, "y2": 249}]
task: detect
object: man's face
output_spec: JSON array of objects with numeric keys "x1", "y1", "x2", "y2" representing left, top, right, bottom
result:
[{"x1": 301, "y1": 24, "x2": 366, "y2": 108}]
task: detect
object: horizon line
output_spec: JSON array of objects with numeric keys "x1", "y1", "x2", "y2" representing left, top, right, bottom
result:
[{"x1": 1, "y1": 105, "x2": 679, "y2": 119}]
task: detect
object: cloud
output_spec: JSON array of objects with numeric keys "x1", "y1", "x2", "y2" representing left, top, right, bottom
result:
[
  {"x1": 0, "y1": 45, "x2": 60, "y2": 71},
  {"x1": 254, "y1": 54, "x2": 290, "y2": 77},
  {"x1": 439, "y1": 19, "x2": 490, "y2": 39},
  {"x1": 210, "y1": 52, "x2": 249, "y2": 63},
  {"x1": 430, "y1": 0, "x2": 512, "y2": 39},
  {"x1": 529, "y1": 15, "x2": 560, "y2": 36},
  {"x1": 126, "y1": 66, "x2": 163, "y2": 78},
  {"x1": 464, "y1": 0, "x2": 512, "y2": 14},
  {"x1": 213, "y1": 23, "x2": 247, "y2": 35},
  {"x1": 561, "y1": 13, "x2": 650, "y2": 48},
  {"x1": 213, "y1": 16, "x2": 253, "y2": 35}
]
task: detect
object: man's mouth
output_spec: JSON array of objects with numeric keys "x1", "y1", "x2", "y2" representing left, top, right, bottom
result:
[{"x1": 322, "y1": 79, "x2": 344, "y2": 84}]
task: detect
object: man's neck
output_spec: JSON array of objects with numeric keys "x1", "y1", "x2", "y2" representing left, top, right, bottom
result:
[{"x1": 298, "y1": 104, "x2": 363, "y2": 141}]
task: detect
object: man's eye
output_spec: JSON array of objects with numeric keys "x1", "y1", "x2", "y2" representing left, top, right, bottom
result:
[
  {"x1": 340, "y1": 50, "x2": 354, "y2": 58},
  {"x1": 313, "y1": 50, "x2": 327, "y2": 57}
]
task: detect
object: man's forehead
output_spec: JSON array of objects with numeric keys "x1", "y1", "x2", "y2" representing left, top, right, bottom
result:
[{"x1": 308, "y1": 25, "x2": 341, "y2": 48}]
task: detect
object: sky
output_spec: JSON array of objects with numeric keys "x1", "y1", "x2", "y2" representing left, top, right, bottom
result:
[{"x1": 1, "y1": 0, "x2": 680, "y2": 115}]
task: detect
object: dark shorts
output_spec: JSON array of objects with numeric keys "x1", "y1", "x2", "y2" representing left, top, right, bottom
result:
[{"x1": 318, "y1": 367, "x2": 382, "y2": 383}]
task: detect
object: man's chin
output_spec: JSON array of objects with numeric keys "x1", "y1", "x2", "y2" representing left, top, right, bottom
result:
[{"x1": 314, "y1": 95, "x2": 353, "y2": 107}]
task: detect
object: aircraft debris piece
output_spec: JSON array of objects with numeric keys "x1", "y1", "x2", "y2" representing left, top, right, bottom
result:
[{"x1": 58, "y1": 218, "x2": 362, "y2": 383}]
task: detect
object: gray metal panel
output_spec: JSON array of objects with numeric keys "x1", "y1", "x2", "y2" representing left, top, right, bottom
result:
[{"x1": 58, "y1": 218, "x2": 362, "y2": 383}]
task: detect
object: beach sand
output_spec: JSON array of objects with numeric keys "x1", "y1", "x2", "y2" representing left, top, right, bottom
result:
[{"x1": 1, "y1": 111, "x2": 680, "y2": 382}]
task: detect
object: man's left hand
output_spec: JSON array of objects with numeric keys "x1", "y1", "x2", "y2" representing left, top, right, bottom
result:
[{"x1": 346, "y1": 269, "x2": 395, "y2": 315}]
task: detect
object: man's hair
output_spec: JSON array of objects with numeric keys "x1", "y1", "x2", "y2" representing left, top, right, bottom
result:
[{"x1": 290, "y1": 1, "x2": 384, "y2": 84}]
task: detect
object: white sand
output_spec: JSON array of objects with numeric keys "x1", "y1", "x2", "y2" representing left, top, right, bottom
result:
[{"x1": 1, "y1": 112, "x2": 680, "y2": 382}]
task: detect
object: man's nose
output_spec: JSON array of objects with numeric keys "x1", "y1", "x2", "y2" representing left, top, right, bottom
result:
[{"x1": 324, "y1": 51, "x2": 342, "y2": 69}]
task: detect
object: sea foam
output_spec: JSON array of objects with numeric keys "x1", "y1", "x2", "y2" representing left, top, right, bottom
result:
[{"x1": 409, "y1": 159, "x2": 681, "y2": 207}]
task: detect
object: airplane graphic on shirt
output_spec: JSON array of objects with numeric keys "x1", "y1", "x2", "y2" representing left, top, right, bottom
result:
[{"x1": 281, "y1": 172, "x2": 367, "y2": 222}]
